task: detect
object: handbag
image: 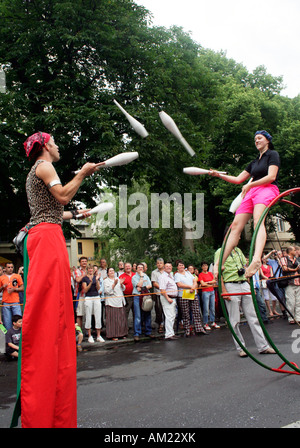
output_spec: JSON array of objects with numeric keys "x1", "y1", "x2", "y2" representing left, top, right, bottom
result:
[
  {"x1": 140, "y1": 286, "x2": 153, "y2": 312},
  {"x1": 275, "y1": 276, "x2": 289, "y2": 289},
  {"x1": 13, "y1": 223, "x2": 34, "y2": 256}
]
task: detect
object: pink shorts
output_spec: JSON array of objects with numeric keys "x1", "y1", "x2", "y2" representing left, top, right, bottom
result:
[{"x1": 236, "y1": 184, "x2": 280, "y2": 215}]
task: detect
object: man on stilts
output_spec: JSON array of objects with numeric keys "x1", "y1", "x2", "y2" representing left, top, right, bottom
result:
[{"x1": 11, "y1": 132, "x2": 102, "y2": 428}]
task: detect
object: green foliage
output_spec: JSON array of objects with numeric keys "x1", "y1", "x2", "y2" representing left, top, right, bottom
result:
[{"x1": 94, "y1": 179, "x2": 216, "y2": 271}]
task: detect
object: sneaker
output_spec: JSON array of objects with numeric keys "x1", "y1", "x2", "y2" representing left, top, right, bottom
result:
[
  {"x1": 211, "y1": 322, "x2": 220, "y2": 329},
  {"x1": 239, "y1": 350, "x2": 248, "y2": 358},
  {"x1": 97, "y1": 336, "x2": 105, "y2": 343},
  {"x1": 204, "y1": 324, "x2": 211, "y2": 330},
  {"x1": 77, "y1": 344, "x2": 82, "y2": 352},
  {"x1": 88, "y1": 336, "x2": 94, "y2": 343}
]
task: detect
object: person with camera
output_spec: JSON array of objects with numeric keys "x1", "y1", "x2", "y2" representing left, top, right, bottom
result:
[
  {"x1": 214, "y1": 246, "x2": 275, "y2": 358},
  {"x1": 281, "y1": 246, "x2": 300, "y2": 324}
]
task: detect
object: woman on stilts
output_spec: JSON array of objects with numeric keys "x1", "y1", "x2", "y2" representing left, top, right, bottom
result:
[{"x1": 209, "y1": 130, "x2": 280, "y2": 279}]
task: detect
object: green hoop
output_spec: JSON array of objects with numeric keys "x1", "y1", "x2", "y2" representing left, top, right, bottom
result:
[{"x1": 218, "y1": 187, "x2": 300, "y2": 375}]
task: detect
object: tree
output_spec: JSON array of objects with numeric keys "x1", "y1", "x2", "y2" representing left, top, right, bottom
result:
[{"x1": 0, "y1": 0, "x2": 152, "y2": 239}]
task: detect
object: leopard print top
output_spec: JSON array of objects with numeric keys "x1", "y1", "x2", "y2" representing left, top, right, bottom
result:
[{"x1": 26, "y1": 160, "x2": 64, "y2": 225}]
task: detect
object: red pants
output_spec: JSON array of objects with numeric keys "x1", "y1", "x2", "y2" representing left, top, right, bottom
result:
[{"x1": 21, "y1": 223, "x2": 77, "y2": 428}]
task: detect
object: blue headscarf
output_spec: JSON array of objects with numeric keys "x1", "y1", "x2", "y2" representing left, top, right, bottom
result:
[{"x1": 255, "y1": 130, "x2": 272, "y2": 142}]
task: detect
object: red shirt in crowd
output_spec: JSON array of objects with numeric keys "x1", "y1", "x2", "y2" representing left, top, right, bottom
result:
[
  {"x1": 261, "y1": 264, "x2": 272, "y2": 278},
  {"x1": 198, "y1": 272, "x2": 214, "y2": 292},
  {"x1": 119, "y1": 272, "x2": 135, "y2": 295}
]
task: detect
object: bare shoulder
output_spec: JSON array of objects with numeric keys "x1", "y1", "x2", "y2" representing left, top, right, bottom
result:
[{"x1": 36, "y1": 160, "x2": 58, "y2": 182}]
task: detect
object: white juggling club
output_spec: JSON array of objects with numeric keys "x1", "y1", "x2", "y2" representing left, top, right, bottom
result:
[
  {"x1": 114, "y1": 99, "x2": 149, "y2": 138},
  {"x1": 99, "y1": 151, "x2": 139, "y2": 167},
  {"x1": 76, "y1": 202, "x2": 114, "y2": 219},
  {"x1": 183, "y1": 167, "x2": 227, "y2": 176},
  {"x1": 74, "y1": 152, "x2": 139, "y2": 174},
  {"x1": 229, "y1": 178, "x2": 253, "y2": 214},
  {"x1": 159, "y1": 111, "x2": 195, "y2": 157}
]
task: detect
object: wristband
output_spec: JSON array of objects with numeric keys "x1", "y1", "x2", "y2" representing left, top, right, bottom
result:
[{"x1": 70, "y1": 210, "x2": 78, "y2": 219}]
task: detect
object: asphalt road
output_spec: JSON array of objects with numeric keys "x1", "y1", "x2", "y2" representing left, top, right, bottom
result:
[{"x1": 1, "y1": 318, "x2": 300, "y2": 430}]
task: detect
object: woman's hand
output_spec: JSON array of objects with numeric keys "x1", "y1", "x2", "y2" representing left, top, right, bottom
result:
[
  {"x1": 241, "y1": 183, "x2": 252, "y2": 198},
  {"x1": 208, "y1": 169, "x2": 220, "y2": 177}
]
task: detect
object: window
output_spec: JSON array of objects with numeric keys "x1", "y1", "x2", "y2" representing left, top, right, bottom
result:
[
  {"x1": 78, "y1": 242, "x2": 83, "y2": 255},
  {"x1": 275, "y1": 216, "x2": 285, "y2": 232}
]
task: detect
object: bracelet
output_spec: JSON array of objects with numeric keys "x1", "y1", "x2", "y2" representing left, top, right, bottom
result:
[{"x1": 70, "y1": 209, "x2": 78, "y2": 219}]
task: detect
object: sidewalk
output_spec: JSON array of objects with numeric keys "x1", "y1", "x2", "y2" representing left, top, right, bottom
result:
[{"x1": 78, "y1": 310, "x2": 228, "y2": 352}]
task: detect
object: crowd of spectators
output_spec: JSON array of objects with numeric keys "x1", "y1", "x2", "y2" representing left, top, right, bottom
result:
[{"x1": 1, "y1": 244, "x2": 299, "y2": 358}]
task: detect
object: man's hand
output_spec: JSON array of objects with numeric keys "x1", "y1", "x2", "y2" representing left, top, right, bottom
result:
[
  {"x1": 79, "y1": 162, "x2": 105, "y2": 177},
  {"x1": 222, "y1": 289, "x2": 231, "y2": 301}
]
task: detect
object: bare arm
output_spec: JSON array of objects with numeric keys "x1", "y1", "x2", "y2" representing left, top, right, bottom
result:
[
  {"x1": 36, "y1": 161, "x2": 104, "y2": 206},
  {"x1": 221, "y1": 277, "x2": 231, "y2": 301},
  {"x1": 8, "y1": 342, "x2": 19, "y2": 351},
  {"x1": 176, "y1": 282, "x2": 193, "y2": 289},
  {"x1": 199, "y1": 279, "x2": 216, "y2": 287},
  {"x1": 264, "y1": 250, "x2": 276, "y2": 260},
  {"x1": 7, "y1": 284, "x2": 24, "y2": 294},
  {"x1": 208, "y1": 169, "x2": 250, "y2": 185}
]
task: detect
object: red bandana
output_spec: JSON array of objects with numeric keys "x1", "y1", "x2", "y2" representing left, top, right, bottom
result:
[{"x1": 24, "y1": 132, "x2": 51, "y2": 158}]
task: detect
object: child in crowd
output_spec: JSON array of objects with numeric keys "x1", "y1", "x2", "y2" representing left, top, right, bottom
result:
[{"x1": 6, "y1": 315, "x2": 22, "y2": 360}]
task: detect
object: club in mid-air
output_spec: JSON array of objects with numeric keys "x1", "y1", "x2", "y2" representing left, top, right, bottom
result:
[
  {"x1": 159, "y1": 111, "x2": 195, "y2": 157},
  {"x1": 114, "y1": 99, "x2": 149, "y2": 138}
]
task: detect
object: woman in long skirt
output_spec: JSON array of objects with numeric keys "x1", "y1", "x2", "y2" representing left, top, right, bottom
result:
[{"x1": 103, "y1": 268, "x2": 128, "y2": 340}]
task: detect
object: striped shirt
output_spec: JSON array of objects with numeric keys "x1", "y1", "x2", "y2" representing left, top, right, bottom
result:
[{"x1": 159, "y1": 271, "x2": 178, "y2": 297}]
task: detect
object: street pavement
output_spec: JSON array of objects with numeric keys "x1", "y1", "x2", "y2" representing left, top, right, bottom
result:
[{"x1": 1, "y1": 317, "x2": 300, "y2": 430}]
